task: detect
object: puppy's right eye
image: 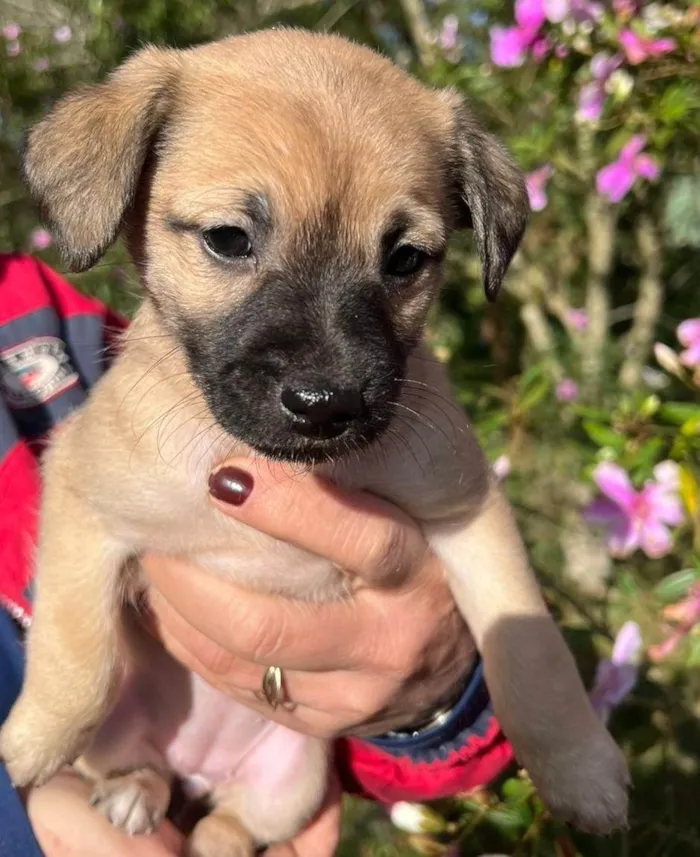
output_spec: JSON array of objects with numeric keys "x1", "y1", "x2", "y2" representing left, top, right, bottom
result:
[{"x1": 202, "y1": 226, "x2": 252, "y2": 260}]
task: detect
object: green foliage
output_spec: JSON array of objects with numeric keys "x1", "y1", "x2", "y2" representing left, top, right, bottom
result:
[{"x1": 1, "y1": 0, "x2": 699, "y2": 854}]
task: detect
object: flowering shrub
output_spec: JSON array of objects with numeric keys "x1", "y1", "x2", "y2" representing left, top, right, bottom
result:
[{"x1": 1, "y1": 1, "x2": 699, "y2": 855}]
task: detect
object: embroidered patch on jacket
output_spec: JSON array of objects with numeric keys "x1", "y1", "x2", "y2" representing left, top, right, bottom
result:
[{"x1": 0, "y1": 336, "x2": 79, "y2": 409}]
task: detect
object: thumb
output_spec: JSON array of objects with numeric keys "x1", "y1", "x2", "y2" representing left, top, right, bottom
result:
[{"x1": 264, "y1": 771, "x2": 342, "y2": 857}]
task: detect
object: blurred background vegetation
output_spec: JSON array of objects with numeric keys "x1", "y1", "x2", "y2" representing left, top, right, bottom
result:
[{"x1": 1, "y1": 1, "x2": 699, "y2": 855}]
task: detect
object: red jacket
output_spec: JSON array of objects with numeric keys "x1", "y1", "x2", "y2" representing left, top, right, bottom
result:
[{"x1": 0, "y1": 252, "x2": 512, "y2": 804}]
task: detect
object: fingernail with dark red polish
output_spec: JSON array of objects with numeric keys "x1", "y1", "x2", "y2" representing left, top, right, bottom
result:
[{"x1": 208, "y1": 467, "x2": 254, "y2": 506}]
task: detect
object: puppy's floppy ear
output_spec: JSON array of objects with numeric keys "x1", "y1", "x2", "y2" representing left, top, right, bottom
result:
[
  {"x1": 443, "y1": 93, "x2": 529, "y2": 301},
  {"x1": 22, "y1": 46, "x2": 181, "y2": 272}
]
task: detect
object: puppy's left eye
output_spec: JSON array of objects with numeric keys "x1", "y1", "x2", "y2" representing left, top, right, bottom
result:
[
  {"x1": 202, "y1": 226, "x2": 252, "y2": 260},
  {"x1": 385, "y1": 245, "x2": 428, "y2": 278}
]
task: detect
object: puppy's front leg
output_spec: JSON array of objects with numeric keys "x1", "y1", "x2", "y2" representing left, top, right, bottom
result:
[
  {"x1": 0, "y1": 470, "x2": 128, "y2": 787},
  {"x1": 425, "y1": 483, "x2": 629, "y2": 833}
]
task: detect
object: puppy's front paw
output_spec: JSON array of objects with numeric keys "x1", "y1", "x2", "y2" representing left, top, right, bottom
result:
[
  {"x1": 532, "y1": 730, "x2": 629, "y2": 834},
  {"x1": 90, "y1": 768, "x2": 171, "y2": 836},
  {"x1": 0, "y1": 699, "x2": 83, "y2": 787}
]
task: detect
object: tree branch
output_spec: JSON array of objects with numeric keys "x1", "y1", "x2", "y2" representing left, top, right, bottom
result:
[
  {"x1": 619, "y1": 213, "x2": 664, "y2": 389},
  {"x1": 581, "y1": 192, "x2": 618, "y2": 400},
  {"x1": 397, "y1": 0, "x2": 437, "y2": 67}
]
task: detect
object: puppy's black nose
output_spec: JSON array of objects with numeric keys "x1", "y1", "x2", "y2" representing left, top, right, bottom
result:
[{"x1": 281, "y1": 384, "x2": 363, "y2": 437}]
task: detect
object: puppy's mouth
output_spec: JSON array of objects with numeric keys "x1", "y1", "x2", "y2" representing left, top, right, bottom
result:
[{"x1": 198, "y1": 371, "x2": 400, "y2": 466}]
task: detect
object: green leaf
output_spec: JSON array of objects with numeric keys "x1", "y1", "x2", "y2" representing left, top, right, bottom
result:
[
  {"x1": 518, "y1": 378, "x2": 551, "y2": 412},
  {"x1": 687, "y1": 634, "x2": 700, "y2": 669},
  {"x1": 653, "y1": 569, "x2": 700, "y2": 603},
  {"x1": 630, "y1": 437, "x2": 665, "y2": 479},
  {"x1": 658, "y1": 84, "x2": 692, "y2": 124},
  {"x1": 582, "y1": 421, "x2": 625, "y2": 450},
  {"x1": 484, "y1": 808, "x2": 525, "y2": 838},
  {"x1": 501, "y1": 777, "x2": 534, "y2": 803},
  {"x1": 681, "y1": 415, "x2": 700, "y2": 437},
  {"x1": 664, "y1": 176, "x2": 700, "y2": 248},
  {"x1": 659, "y1": 403, "x2": 700, "y2": 425}
]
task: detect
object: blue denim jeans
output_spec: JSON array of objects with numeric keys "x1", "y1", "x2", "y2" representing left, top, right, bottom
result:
[{"x1": 0, "y1": 610, "x2": 43, "y2": 856}]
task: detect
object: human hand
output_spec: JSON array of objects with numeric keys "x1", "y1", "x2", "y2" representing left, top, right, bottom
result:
[
  {"x1": 144, "y1": 457, "x2": 476, "y2": 738},
  {"x1": 27, "y1": 768, "x2": 342, "y2": 857}
]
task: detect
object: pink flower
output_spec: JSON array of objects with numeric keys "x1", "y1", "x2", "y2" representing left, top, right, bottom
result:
[
  {"x1": 648, "y1": 583, "x2": 700, "y2": 662},
  {"x1": 438, "y1": 15, "x2": 459, "y2": 52},
  {"x1": 543, "y1": 0, "x2": 569, "y2": 22},
  {"x1": 526, "y1": 165, "x2": 553, "y2": 211},
  {"x1": 613, "y1": 0, "x2": 638, "y2": 16},
  {"x1": 53, "y1": 25, "x2": 72, "y2": 43},
  {"x1": 596, "y1": 136, "x2": 660, "y2": 203},
  {"x1": 490, "y1": 26, "x2": 530, "y2": 67},
  {"x1": 555, "y1": 378, "x2": 579, "y2": 402},
  {"x1": 677, "y1": 319, "x2": 700, "y2": 368},
  {"x1": 618, "y1": 30, "x2": 676, "y2": 64},
  {"x1": 583, "y1": 461, "x2": 685, "y2": 558},
  {"x1": 1, "y1": 23, "x2": 20, "y2": 40},
  {"x1": 564, "y1": 308, "x2": 588, "y2": 331},
  {"x1": 5, "y1": 39, "x2": 20, "y2": 57},
  {"x1": 29, "y1": 227, "x2": 52, "y2": 251},
  {"x1": 515, "y1": 0, "x2": 546, "y2": 31},
  {"x1": 493, "y1": 454, "x2": 511, "y2": 481},
  {"x1": 590, "y1": 52, "x2": 623, "y2": 80},
  {"x1": 576, "y1": 54, "x2": 622, "y2": 122},
  {"x1": 589, "y1": 622, "x2": 642, "y2": 723},
  {"x1": 577, "y1": 82, "x2": 606, "y2": 121},
  {"x1": 546, "y1": 0, "x2": 603, "y2": 22},
  {"x1": 33, "y1": 57, "x2": 50, "y2": 72},
  {"x1": 531, "y1": 36, "x2": 551, "y2": 62}
]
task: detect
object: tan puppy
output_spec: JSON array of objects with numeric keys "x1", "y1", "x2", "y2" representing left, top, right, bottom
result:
[{"x1": 1, "y1": 29, "x2": 628, "y2": 855}]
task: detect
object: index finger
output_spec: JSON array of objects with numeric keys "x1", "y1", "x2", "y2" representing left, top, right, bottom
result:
[
  {"x1": 144, "y1": 554, "x2": 371, "y2": 671},
  {"x1": 208, "y1": 457, "x2": 428, "y2": 586}
]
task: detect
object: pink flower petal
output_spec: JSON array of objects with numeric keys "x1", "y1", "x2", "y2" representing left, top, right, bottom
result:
[
  {"x1": 531, "y1": 36, "x2": 551, "y2": 62},
  {"x1": 555, "y1": 378, "x2": 579, "y2": 402},
  {"x1": 596, "y1": 162, "x2": 636, "y2": 203},
  {"x1": 620, "y1": 135, "x2": 647, "y2": 161},
  {"x1": 634, "y1": 154, "x2": 660, "y2": 181},
  {"x1": 543, "y1": 0, "x2": 569, "y2": 22},
  {"x1": 593, "y1": 462, "x2": 636, "y2": 510},
  {"x1": 680, "y1": 342, "x2": 700, "y2": 368},
  {"x1": 643, "y1": 485, "x2": 685, "y2": 527},
  {"x1": 639, "y1": 518, "x2": 673, "y2": 558},
  {"x1": 583, "y1": 497, "x2": 637, "y2": 557},
  {"x1": 577, "y1": 82, "x2": 606, "y2": 122},
  {"x1": 564, "y1": 308, "x2": 588, "y2": 331},
  {"x1": 648, "y1": 628, "x2": 684, "y2": 662},
  {"x1": 652, "y1": 460, "x2": 680, "y2": 490},
  {"x1": 590, "y1": 52, "x2": 622, "y2": 81},
  {"x1": 649, "y1": 37, "x2": 676, "y2": 56},
  {"x1": 515, "y1": 0, "x2": 546, "y2": 32},
  {"x1": 526, "y1": 165, "x2": 553, "y2": 211},
  {"x1": 490, "y1": 26, "x2": 529, "y2": 67},
  {"x1": 677, "y1": 319, "x2": 700, "y2": 348},
  {"x1": 1, "y1": 23, "x2": 20, "y2": 40},
  {"x1": 618, "y1": 30, "x2": 648, "y2": 64},
  {"x1": 612, "y1": 621, "x2": 643, "y2": 665},
  {"x1": 608, "y1": 517, "x2": 640, "y2": 557}
]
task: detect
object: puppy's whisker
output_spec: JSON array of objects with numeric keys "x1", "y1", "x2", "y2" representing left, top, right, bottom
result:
[
  {"x1": 390, "y1": 401, "x2": 456, "y2": 454},
  {"x1": 387, "y1": 408, "x2": 435, "y2": 467},
  {"x1": 399, "y1": 389, "x2": 466, "y2": 440},
  {"x1": 129, "y1": 388, "x2": 202, "y2": 450},
  {"x1": 118, "y1": 347, "x2": 180, "y2": 411}
]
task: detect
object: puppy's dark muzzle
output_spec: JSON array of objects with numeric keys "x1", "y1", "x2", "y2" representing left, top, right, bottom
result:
[{"x1": 281, "y1": 383, "x2": 364, "y2": 439}]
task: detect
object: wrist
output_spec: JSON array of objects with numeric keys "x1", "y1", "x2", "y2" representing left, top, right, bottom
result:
[{"x1": 365, "y1": 656, "x2": 488, "y2": 753}]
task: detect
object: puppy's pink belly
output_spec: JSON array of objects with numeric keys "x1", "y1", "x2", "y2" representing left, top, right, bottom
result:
[{"x1": 159, "y1": 675, "x2": 278, "y2": 790}]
